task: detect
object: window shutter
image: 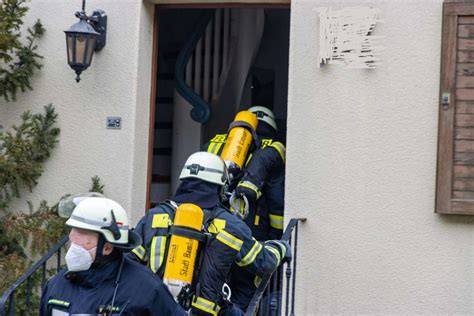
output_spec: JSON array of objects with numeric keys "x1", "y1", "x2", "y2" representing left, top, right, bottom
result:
[{"x1": 437, "y1": 2, "x2": 474, "y2": 214}]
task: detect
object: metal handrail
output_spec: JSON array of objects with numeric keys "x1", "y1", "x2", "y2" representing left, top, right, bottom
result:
[
  {"x1": 175, "y1": 10, "x2": 214, "y2": 123},
  {"x1": 0, "y1": 234, "x2": 69, "y2": 316},
  {"x1": 245, "y1": 218, "x2": 307, "y2": 316}
]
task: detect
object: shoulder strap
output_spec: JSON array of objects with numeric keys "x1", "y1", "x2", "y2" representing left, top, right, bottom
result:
[
  {"x1": 227, "y1": 121, "x2": 261, "y2": 148},
  {"x1": 158, "y1": 200, "x2": 178, "y2": 215}
]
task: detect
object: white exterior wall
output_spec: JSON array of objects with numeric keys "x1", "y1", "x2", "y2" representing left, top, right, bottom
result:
[
  {"x1": 287, "y1": 0, "x2": 474, "y2": 314},
  {"x1": 0, "y1": 0, "x2": 154, "y2": 225}
]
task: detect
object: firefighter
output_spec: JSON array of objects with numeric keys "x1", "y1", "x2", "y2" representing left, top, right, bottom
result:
[
  {"x1": 130, "y1": 152, "x2": 290, "y2": 315},
  {"x1": 40, "y1": 197, "x2": 185, "y2": 316},
  {"x1": 206, "y1": 106, "x2": 286, "y2": 311},
  {"x1": 206, "y1": 105, "x2": 286, "y2": 241}
]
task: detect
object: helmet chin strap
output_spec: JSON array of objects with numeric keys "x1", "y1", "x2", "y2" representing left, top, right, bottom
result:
[{"x1": 92, "y1": 234, "x2": 121, "y2": 268}]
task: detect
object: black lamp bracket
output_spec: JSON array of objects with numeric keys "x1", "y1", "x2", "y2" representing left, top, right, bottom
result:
[{"x1": 74, "y1": 9, "x2": 107, "y2": 51}]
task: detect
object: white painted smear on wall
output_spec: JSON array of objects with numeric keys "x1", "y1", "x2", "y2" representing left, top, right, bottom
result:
[{"x1": 318, "y1": 7, "x2": 383, "y2": 68}]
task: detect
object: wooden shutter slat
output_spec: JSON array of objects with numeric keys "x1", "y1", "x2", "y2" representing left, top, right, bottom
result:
[
  {"x1": 459, "y1": 16, "x2": 474, "y2": 25},
  {"x1": 453, "y1": 165, "x2": 474, "y2": 177},
  {"x1": 457, "y1": 76, "x2": 474, "y2": 88},
  {"x1": 458, "y1": 38, "x2": 474, "y2": 49},
  {"x1": 455, "y1": 127, "x2": 474, "y2": 139},
  {"x1": 455, "y1": 140, "x2": 474, "y2": 152},
  {"x1": 457, "y1": 63, "x2": 474, "y2": 76},
  {"x1": 453, "y1": 178, "x2": 474, "y2": 190},
  {"x1": 453, "y1": 191, "x2": 474, "y2": 199},
  {"x1": 455, "y1": 114, "x2": 474, "y2": 126},
  {"x1": 456, "y1": 101, "x2": 474, "y2": 114},
  {"x1": 458, "y1": 50, "x2": 474, "y2": 62},
  {"x1": 456, "y1": 88, "x2": 474, "y2": 100},
  {"x1": 458, "y1": 25, "x2": 474, "y2": 38},
  {"x1": 451, "y1": 201, "x2": 474, "y2": 214},
  {"x1": 454, "y1": 152, "x2": 474, "y2": 165}
]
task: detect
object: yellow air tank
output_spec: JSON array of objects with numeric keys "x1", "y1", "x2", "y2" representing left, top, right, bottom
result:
[
  {"x1": 220, "y1": 111, "x2": 258, "y2": 172},
  {"x1": 163, "y1": 203, "x2": 204, "y2": 299}
]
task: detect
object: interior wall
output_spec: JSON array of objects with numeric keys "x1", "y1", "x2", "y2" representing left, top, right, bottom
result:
[
  {"x1": 286, "y1": 0, "x2": 474, "y2": 314},
  {"x1": 243, "y1": 8, "x2": 290, "y2": 137}
]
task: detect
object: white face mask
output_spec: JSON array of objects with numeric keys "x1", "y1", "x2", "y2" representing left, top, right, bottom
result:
[{"x1": 65, "y1": 243, "x2": 97, "y2": 272}]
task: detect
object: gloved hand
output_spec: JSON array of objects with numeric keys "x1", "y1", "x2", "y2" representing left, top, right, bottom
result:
[
  {"x1": 234, "y1": 180, "x2": 261, "y2": 205},
  {"x1": 229, "y1": 193, "x2": 249, "y2": 219},
  {"x1": 265, "y1": 240, "x2": 292, "y2": 265}
]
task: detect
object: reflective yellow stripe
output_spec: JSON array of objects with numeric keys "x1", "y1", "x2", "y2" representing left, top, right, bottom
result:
[
  {"x1": 261, "y1": 138, "x2": 273, "y2": 148},
  {"x1": 210, "y1": 134, "x2": 227, "y2": 143},
  {"x1": 237, "y1": 239, "x2": 262, "y2": 267},
  {"x1": 150, "y1": 236, "x2": 166, "y2": 273},
  {"x1": 207, "y1": 142, "x2": 224, "y2": 155},
  {"x1": 207, "y1": 142, "x2": 218, "y2": 154},
  {"x1": 207, "y1": 218, "x2": 226, "y2": 234},
  {"x1": 152, "y1": 213, "x2": 170, "y2": 228},
  {"x1": 131, "y1": 245, "x2": 146, "y2": 261},
  {"x1": 265, "y1": 245, "x2": 281, "y2": 265},
  {"x1": 214, "y1": 142, "x2": 223, "y2": 154},
  {"x1": 216, "y1": 230, "x2": 243, "y2": 251},
  {"x1": 245, "y1": 152, "x2": 253, "y2": 166},
  {"x1": 238, "y1": 181, "x2": 262, "y2": 199},
  {"x1": 254, "y1": 215, "x2": 260, "y2": 226},
  {"x1": 269, "y1": 214, "x2": 284, "y2": 230},
  {"x1": 99, "y1": 306, "x2": 120, "y2": 312},
  {"x1": 208, "y1": 134, "x2": 227, "y2": 154},
  {"x1": 192, "y1": 296, "x2": 221, "y2": 315},
  {"x1": 48, "y1": 299, "x2": 70, "y2": 307},
  {"x1": 270, "y1": 141, "x2": 286, "y2": 162}
]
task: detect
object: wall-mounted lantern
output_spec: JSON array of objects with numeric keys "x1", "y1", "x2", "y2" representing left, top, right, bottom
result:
[{"x1": 65, "y1": 0, "x2": 107, "y2": 82}]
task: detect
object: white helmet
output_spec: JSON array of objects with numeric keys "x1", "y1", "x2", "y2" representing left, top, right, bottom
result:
[
  {"x1": 248, "y1": 106, "x2": 277, "y2": 131},
  {"x1": 65, "y1": 197, "x2": 141, "y2": 250},
  {"x1": 179, "y1": 152, "x2": 229, "y2": 186},
  {"x1": 58, "y1": 192, "x2": 105, "y2": 219}
]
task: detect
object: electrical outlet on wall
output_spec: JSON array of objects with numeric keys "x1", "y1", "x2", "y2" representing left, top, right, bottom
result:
[{"x1": 106, "y1": 117, "x2": 122, "y2": 129}]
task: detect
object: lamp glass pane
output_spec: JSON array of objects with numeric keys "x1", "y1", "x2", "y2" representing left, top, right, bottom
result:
[
  {"x1": 85, "y1": 36, "x2": 96, "y2": 65},
  {"x1": 75, "y1": 34, "x2": 87, "y2": 65},
  {"x1": 66, "y1": 35, "x2": 74, "y2": 64}
]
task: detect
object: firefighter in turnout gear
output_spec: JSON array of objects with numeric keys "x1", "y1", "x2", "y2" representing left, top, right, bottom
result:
[
  {"x1": 206, "y1": 105, "x2": 286, "y2": 242},
  {"x1": 205, "y1": 106, "x2": 286, "y2": 311},
  {"x1": 130, "y1": 152, "x2": 289, "y2": 315},
  {"x1": 40, "y1": 196, "x2": 185, "y2": 316}
]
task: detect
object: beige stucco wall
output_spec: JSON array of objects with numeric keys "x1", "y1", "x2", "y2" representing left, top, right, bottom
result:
[
  {"x1": 0, "y1": 0, "x2": 154, "y2": 225},
  {"x1": 286, "y1": 0, "x2": 474, "y2": 314}
]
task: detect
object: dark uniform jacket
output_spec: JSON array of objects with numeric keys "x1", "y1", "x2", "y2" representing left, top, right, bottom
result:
[
  {"x1": 130, "y1": 179, "x2": 284, "y2": 315},
  {"x1": 204, "y1": 127, "x2": 286, "y2": 241},
  {"x1": 40, "y1": 254, "x2": 185, "y2": 315},
  {"x1": 204, "y1": 123, "x2": 286, "y2": 311}
]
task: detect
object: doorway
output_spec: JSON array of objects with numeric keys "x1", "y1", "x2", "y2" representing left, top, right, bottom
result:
[{"x1": 146, "y1": 4, "x2": 290, "y2": 207}]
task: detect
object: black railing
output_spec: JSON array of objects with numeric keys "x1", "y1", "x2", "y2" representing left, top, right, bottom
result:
[
  {"x1": 175, "y1": 10, "x2": 214, "y2": 123},
  {"x1": 245, "y1": 218, "x2": 307, "y2": 316},
  {"x1": 0, "y1": 235, "x2": 68, "y2": 316}
]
